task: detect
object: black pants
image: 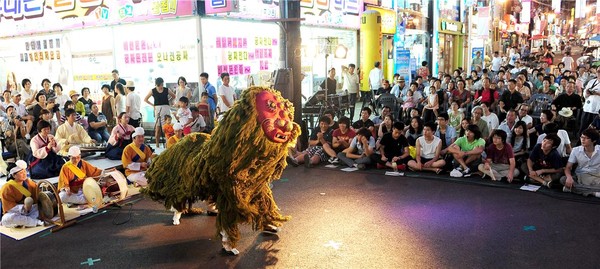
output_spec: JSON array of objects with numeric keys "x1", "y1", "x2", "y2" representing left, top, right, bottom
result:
[
  {"x1": 580, "y1": 111, "x2": 597, "y2": 136},
  {"x1": 348, "y1": 93, "x2": 358, "y2": 121},
  {"x1": 129, "y1": 118, "x2": 140, "y2": 128}
]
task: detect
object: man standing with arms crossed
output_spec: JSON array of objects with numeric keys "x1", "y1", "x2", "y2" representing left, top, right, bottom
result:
[{"x1": 342, "y1": 64, "x2": 359, "y2": 121}]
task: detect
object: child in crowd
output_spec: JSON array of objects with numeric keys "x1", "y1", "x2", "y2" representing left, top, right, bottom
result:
[
  {"x1": 162, "y1": 114, "x2": 174, "y2": 140},
  {"x1": 175, "y1": 97, "x2": 192, "y2": 134},
  {"x1": 197, "y1": 92, "x2": 212, "y2": 132}
]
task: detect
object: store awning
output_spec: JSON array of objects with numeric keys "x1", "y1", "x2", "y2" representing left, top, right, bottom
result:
[{"x1": 590, "y1": 35, "x2": 600, "y2": 42}]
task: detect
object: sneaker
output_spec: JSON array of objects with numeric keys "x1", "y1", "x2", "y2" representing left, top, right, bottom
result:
[
  {"x1": 304, "y1": 154, "x2": 312, "y2": 168},
  {"x1": 562, "y1": 186, "x2": 572, "y2": 193},
  {"x1": 543, "y1": 181, "x2": 552, "y2": 188},
  {"x1": 594, "y1": 192, "x2": 600, "y2": 198},
  {"x1": 331, "y1": 157, "x2": 339, "y2": 164},
  {"x1": 462, "y1": 168, "x2": 471, "y2": 177},
  {"x1": 356, "y1": 164, "x2": 366, "y2": 170},
  {"x1": 450, "y1": 169, "x2": 463, "y2": 178}
]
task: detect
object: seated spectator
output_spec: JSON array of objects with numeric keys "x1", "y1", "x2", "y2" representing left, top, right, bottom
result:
[
  {"x1": 330, "y1": 116, "x2": 356, "y2": 164},
  {"x1": 322, "y1": 110, "x2": 339, "y2": 130},
  {"x1": 87, "y1": 104, "x2": 110, "y2": 143},
  {"x1": 1, "y1": 105, "x2": 31, "y2": 158},
  {"x1": 524, "y1": 133, "x2": 564, "y2": 188},
  {"x1": 470, "y1": 106, "x2": 490, "y2": 139},
  {"x1": 187, "y1": 106, "x2": 207, "y2": 134},
  {"x1": 435, "y1": 113, "x2": 457, "y2": 155},
  {"x1": 498, "y1": 109, "x2": 518, "y2": 140},
  {"x1": 167, "y1": 123, "x2": 184, "y2": 149},
  {"x1": 122, "y1": 127, "x2": 154, "y2": 187},
  {"x1": 510, "y1": 121, "x2": 530, "y2": 162},
  {"x1": 376, "y1": 114, "x2": 394, "y2": 148},
  {"x1": 448, "y1": 101, "x2": 464, "y2": 131},
  {"x1": 293, "y1": 116, "x2": 333, "y2": 168},
  {"x1": 60, "y1": 101, "x2": 84, "y2": 126},
  {"x1": 405, "y1": 116, "x2": 423, "y2": 146},
  {"x1": 373, "y1": 122, "x2": 410, "y2": 170},
  {"x1": 536, "y1": 122, "x2": 572, "y2": 162},
  {"x1": 58, "y1": 146, "x2": 102, "y2": 205},
  {"x1": 28, "y1": 121, "x2": 65, "y2": 179},
  {"x1": 106, "y1": 112, "x2": 135, "y2": 160},
  {"x1": 352, "y1": 107, "x2": 375, "y2": 133},
  {"x1": 407, "y1": 122, "x2": 445, "y2": 173},
  {"x1": 337, "y1": 128, "x2": 375, "y2": 170},
  {"x1": 561, "y1": 129, "x2": 600, "y2": 197},
  {"x1": 480, "y1": 103, "x2": 499, "y2": 131},
  {"x1": 0, "y1": 161, "x2": 45, "y2": 228},
  {"x1": 479, "y1": 130, "x2": 519, "y2": 182},
  {"x1": 55, "y1": 109, "x2": 95, "y2": 155},
  {"x1": 69, "y1": 90, "x2": 86, "y2": 116},
  {"x1": 372, "y1": 106, "x2": 391, "y2": 127},
  {"x1": 448, "y1": 124, "x2": 485, "y2": 177},
  {"x1": 31, "y1": 92, "x2": 56, "y2": 133},
  {"x1": 162, "y1": 114, "x2": 174, "y2": 140},
  {"x1": 40, "y1": 108, "x2": 58, "y2": 135},
  {"x1": 9, "y1": 92, "x2": 34, "y2": 137}
]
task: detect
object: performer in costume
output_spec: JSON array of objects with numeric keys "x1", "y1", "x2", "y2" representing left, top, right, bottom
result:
[
  {"x1": 1, "y1": 160, "x2": 45, "y2": 228},
  {"x1": 122, "y1": 127, "x2": 154, "y2": 187},
  {"x1": 28, "y1": 120, "x2": 65, "y2": 179},
  {"x1": 58, "y1": 146, "x2": 102, "y2": 205},
  {"x1": 55, "y1": 108, "x2": 95, "y2": 155},
  {"x1": 105, "y1": 112, "x2": 135, "y2": 160},
  {"x1": 144, "y1": 86, "x2": 300, "y2": 255},
  {"x1": 166, "y1": 123, "x2": 184, "y2": 149}
]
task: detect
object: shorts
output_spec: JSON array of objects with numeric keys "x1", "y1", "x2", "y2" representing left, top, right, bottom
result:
[
  {"x1": 154, "y1": 105, "x2": 171, "y2": 124},
  {"x1": 306, "y1": 146, "x2": 328, "y2": 162},
  {"x1": 420, "y1": 157, "x2": 433, "y2": 163}
]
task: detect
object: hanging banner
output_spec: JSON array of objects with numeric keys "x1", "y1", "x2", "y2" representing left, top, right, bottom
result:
[
  {"x1": 395, "y1": 49, "x2": 411, "y2": 82},
  {"x1": 521, "y1": 0, "x2": 531, "y2": 22},
  {"x1": 477, "y1": 7, "x2": 490, "y2": 38}
]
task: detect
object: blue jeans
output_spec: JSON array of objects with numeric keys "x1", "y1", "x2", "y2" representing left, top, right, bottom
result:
[{"x1": 89, "y1": 128, "x2": 110, "y2": 143}]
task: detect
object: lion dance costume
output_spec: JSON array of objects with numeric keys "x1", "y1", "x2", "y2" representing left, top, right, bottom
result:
[{"x1": 143, "y1": 86, "x2": 301, "y2": 254}]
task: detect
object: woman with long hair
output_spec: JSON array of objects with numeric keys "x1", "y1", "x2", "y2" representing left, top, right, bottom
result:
[
  {"x1": 114, "y1": 83, "x2": 126, "y2": 115},
  {"x1": 405, "y1": 116, "x2": 424, "y2": 146},
  {"x1": 105, "y1": 112, "x2": 135, "y2": 160}
]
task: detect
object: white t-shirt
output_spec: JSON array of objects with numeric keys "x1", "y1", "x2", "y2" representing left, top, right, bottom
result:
[
  {"x1": 190, "y1": 115, "x2": 206, "y2": 132},
  {"x1": 368, "y1": 68, "x2": 383, "y2": 90},
  {"x1": 562, "y1": 56, "x2": 574, "y2": 71},
  {"x1": 482, "y1": 113, "x2": 499, "y2": 131},
  {"x1": 10, "y1": 102, "x2": 27, "y2": 117},
  {"x1": 491, "y1": 57, "x2": 503, "y2": 72},
  {"x1": 55, "y1": 94, "x2": 70, "y2": 110},
  {"x1": 217, "y1": 85, "x2": 235, "y2": 113},
  {"x1": 417, "y1": 136, "x2": 441, "y2": 159},
  {"x1": 126, "y1": 92, "x2": 141, "y2": 120},
  {"x1": 343, "y1": 71, "x2": 359, "y2": 94},
  {"x1": 518, "y1": 114, "x2": 533, "y2": 127},
  {"x1": 583, "y1": 78, "x2": 600, "y2": 114},
  {"x1": 176, "y1": 107, "x2": 191, "y2": 125},
  {"x1": 536, "y1": 130, "x2": 571, "y2": 157}
]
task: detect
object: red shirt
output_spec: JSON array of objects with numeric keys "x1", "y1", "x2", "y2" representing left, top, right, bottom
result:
[
  {"x1": 332, "y1": 128, "x2": 356, "y2": 146},
  {"x1": 475, "y1": 88, "x2": 500, "y2": 104}
]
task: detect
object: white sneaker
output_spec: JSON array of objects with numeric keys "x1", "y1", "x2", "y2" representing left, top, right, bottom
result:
[
  {"x1": 450, "y1": 169, "x2": 463, "y2": 178},
  {"x1": 594, "y1": 192, "x2": 600, "y2": 198}
]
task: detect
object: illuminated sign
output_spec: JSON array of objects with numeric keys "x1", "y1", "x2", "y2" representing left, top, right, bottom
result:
[
  {"x1": 0, "y1": 0, "x2": 195, "y2": 37},
  {"x1": 301, "y1": 0, "x2": 362, "y2": 29},
  {"x1": 205, "y1": 0, "x2": 238, "y2": 14},
  {"x1": 367, "y1": 7, "x2": 396, "y2": 34}
]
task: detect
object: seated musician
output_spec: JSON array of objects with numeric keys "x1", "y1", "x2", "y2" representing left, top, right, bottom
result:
[
  {"x1": 1, "y1": 160, "x2": 45, "y2": 227},
  {"x1": 55, "y1": 108, "x2": 95, "y2": 155},
  {"x1": 167, "y1": 123, "x2": 184, "y2": 149},
  {"x1": 122, "y1": 127, "x2": 154, "y2": 187},
  {"x1": 58, "y1": 146, "x2": 102, "y2": 205},
  {"x1": 105, "y1": 112, "x2": 135, "y2": 160},
  {"x1": 28, "y1": 120, "x2": 65, "y2": 179}
]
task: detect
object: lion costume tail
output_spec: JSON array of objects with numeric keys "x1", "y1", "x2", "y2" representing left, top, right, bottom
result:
[{"x1": 142, "y1": 133, "x2": 211, "y2": 211}]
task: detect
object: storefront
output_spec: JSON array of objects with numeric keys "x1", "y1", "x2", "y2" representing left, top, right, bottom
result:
[
  {"x1": 366, "y1": 6, "x2": 397, "y2": 81},
  {"x1": 0, "y1": 0, "x2": 198, "y2": 123},
  {"x1": 299, "y1": 2, "x2": 360, "y2": 103},
  {"x1": 433, "y1": 0, "x2": 464, "y2": 76},
  {"x1": 395, "y1": 0, "x2": 430, "y2": 81}
]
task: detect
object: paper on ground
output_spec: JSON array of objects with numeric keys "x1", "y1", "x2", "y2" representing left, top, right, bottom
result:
[
  {"x1": 385, "y1": 171, "x2": 405, "y2": 176},
  {"x1": 520, "y1": 184, "x2": 541, "y2": 192},
  {"x1": 324, "y1": 164, "x2": 338, "y2": 168},
  {"x1": 340, "y1": 167, "x2": 359, "y2": 172}
]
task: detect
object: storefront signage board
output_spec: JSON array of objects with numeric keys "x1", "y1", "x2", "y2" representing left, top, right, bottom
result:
[
  {"x1": 395, "y1": 49, "x2": 411, "y2": 82},
  {"x1": 367, "y1": 7, "x2": 397, "y2": 34},
  {"x1": 301, "y1": 0, "x2": 362, "y2": 29}
]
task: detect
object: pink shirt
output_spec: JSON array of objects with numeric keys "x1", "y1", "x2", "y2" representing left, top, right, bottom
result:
[{"x1": 30, "y1": 134, "x2": 60, "y2": 159}]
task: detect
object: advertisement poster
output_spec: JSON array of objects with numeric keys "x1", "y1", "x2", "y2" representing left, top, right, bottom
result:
[
  {"x1": 471, "y1": 47, "x2": 485, "y2": 71},
  {"x1": 395, "y1": 49, "x2": 411, "y2": 82}
]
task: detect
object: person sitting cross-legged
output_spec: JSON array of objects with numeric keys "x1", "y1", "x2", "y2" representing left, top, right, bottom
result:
[
  {"x1": 0, "y1": 160, "x2": 46, "y2": 228},
  {"x1": 478, "y1": 129, "x2": 519, "y2": 182},
  {"x1": 447, "y1": 124, "x2": 485, "y2": 177},
  {"x1": 373, "y1": 122, "x2": 411, "y2": 170},
  {"x1": 58, "y1": 146, "x2": 102, "y2": 205},
  {"x1": 329, "y1": 116, "x2": 356, "y2": 164},
  {"x1": 292, "y1": 116, "x2": 333, "y2": 168},
  {"x1": 407, "y1": 122, "x2": 445, "y2": 173},
  {"x1": 523, "y1": 133, "x2": 564, "y2": 188},
  {"x1": 122, "y1": 127, "x2": 154, "y2": 187},
  {"x1": 337, "y1": 127, "x2": 375, "y2": 170},
  {"x1": 561, "y1": 129, "x2": 600, "y2": 197},
  {"x1": 55, "y1": 108, "x2": 95, "y2": 155}
]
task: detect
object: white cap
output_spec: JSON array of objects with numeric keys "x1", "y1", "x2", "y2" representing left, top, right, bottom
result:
[
  {"x1": 173, "y1": 123, "x2": 183, "y2": 131},
  {"x1": 68, "y1": 146, "x2": 81, "y2": 157},
  {"x1": 15, "y1": 160, "x2": 27, "y2": 170},
  {"x1": 133, "y1": 127, "x2": 145, "y2": 138},
  {"x1": 9, "y1": 161, "x2": 27, "y2": 176}
]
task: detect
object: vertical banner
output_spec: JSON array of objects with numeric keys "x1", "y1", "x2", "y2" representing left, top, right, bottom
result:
[
  {"x1": 575, "y1": 0, "x2": 587, "y2": 18},
  {"x1": 471, "y1": 47, "x2": 484, "y2": 71},
  {"x1": 477, "y1": 7, "x2": 490, "y2": 38},
  {"x1": 521, "y1": 0, "x2": 531, "y2": 22},
  {"x1": 552, "y1": 0, "x2": 561, "y2": 14},
  {"x1": 395, "y1": 49, "x2": 411, "y2": 82}
]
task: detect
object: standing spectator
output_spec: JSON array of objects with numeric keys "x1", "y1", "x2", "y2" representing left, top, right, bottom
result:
[
  {"x1": 407, "y1": 122, "x2": 445, "y2": 173},
  {"x1": 114, "y1": 83, "x2": 127, "y2": 115},
  {"x1": 479, "y1": 129, "x2": 518, "y2": 182},
  {"x1": 101, "y1": 84, "x2": 116, "y2": 127},
  {"x1": 199, "y1": 72, "x2": 218, "y2": 130},
  {"x1": 125, "y1": 81, "x2": 142, "y2": 127},
  {"x1": 110, "y1": 69, "x2": 126, "y2": 93},
  {"x1": 175, "y1": 76, "x2": 192, "y2": 103},
  {"x1": 490, "y1": 51, "x2": 502, "y2": 74},
  {"x1": 561, "y1": 129, "x2": 600, "y2": 197},
  {"x1": 364, "y1": 62, "x2": 383, "y2": 110},
  {"x1": 144, "y1": 77, "x2": 175, "y2": 148},
  {"x1": 341, "y1": 64, "x2": 359, "y2": 121},
  {"x1": 320, "y1": 68, "x2": 338, "y2": 95},
  {"x1": 78, "y1": 87, "x2": 94, "y2": 116},
  {"x1": 218, "y1": 72, "x2": 236, "y2": 116},
  {"x1": 580, "y1": 74, "x2": 600, "y2": 137}
]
